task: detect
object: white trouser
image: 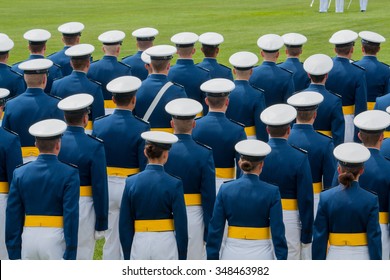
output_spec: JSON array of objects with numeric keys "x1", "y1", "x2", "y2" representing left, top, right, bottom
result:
[
  {"x1": 103, "y1": 176, "x2": 126, "y2": 260},
  {"x1": 216, "y1": 177, "x2": 234, "y2": 194},
  {"x1": 23, "y1": 156, "x2": 37, "y2": 164},
  {"x1": 104, "y1": 108, "x2": 114, "y2": 115},
  {"x1": 327, "y1": 245, "x2": 369, "y2": 260},
  {"x1": 380, "y1": 223, "x2": 390, "y2": 260},
  {"x1": 246, "y1": 135, "x2": 256, "y2": 140},
  {"x1": 22, "y1": 227, "x2": 65, "y2": 260},
  {"x1": 85, "y1": 129, "x2": 92, "y2": 135},
  {"x1": 336, "y1": 0, "x2": 344, "y2": 12},
  {"x1": 186, "y1": 206, "x2": 205, "y2": 260},
  {"x1": 320, "y1": 0, "x2": 329, "y2": 12},
  {"x1": 77, "y1": 196, "x2": 96, "y2": 260},
  {"x1": 0, "y1": 194, "x2": 8, "y2": 259},
  {"x1": 130, "y1": 231, "x2": 178, "y2": 260},
  {"x1": 344, "y1": 114, "x2": 354, "y2": 143},
  {"x1": 360, "y1": 0, "x2": 368, "y2": 10},
  {"x1": 314, "y1": 193, "x2": 320, "y2": 219},
  {"x1": 221, "y1": 238, "x2": 275, "y2": 260},
  {"x1": 282, "y1": 210, "x2": 302, "y2": 260}
]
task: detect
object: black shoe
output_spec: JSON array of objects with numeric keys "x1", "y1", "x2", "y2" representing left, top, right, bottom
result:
[{"x1": 361, "y1": 10, "x2": 366, "y2": 12}]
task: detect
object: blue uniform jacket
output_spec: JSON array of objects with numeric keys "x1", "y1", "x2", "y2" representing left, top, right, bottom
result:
[
  {"x1": 225, "y1": 80, "x2": 268, "y2": 141},
  {"x1": 51, "y1": 71, "x2": 105, "y2": 122},
  {"x1": 355, "y1": 56, "x2": 390, "y2": 103},
  {"x1": 165, "y1": 134, "x2": 216, "y2": 240},
  {"x1": 2, "y1": 88, "x2": 64, "y2": 147},
  {"x1": 122, "y1": 51, "x2": 148, "y2": 81},
  {"x1": 373, "y1": 94, "x2": 390, "y2": 135},
  {"x1": 380, "y1": 139, "x2": 390, "y2": 158},
  {"x1": 304, "y1": 84, "x2": 345, "y2": 147},
  {"x1": 331, "y1": 148, "x2": 390, "y2": 216},
  {"x1": 249, "y1": 61, "x2": 295, "y2": 107},
  {"x1": 119, "y1": 164, "x2": 188, "y2": 260},
  {"x1": 288, "y1": 124, "x2": 336, "y2": 188},
  {"x1": 168, "y1": 59, "x2": 211, "y2": 114},
  {"x1": 312, "y1": 182, "x2": 382, "y2": 260},
  {"x1": 47, "y1": 46, "x2": 73, "y2": 77},
  {"x1": 58, "y1": 126, "x2": 108, "y2": 231},
  {"x1": 259, "y1": 138, "x2": 313, "y2": 243},
  {"x1": 133, "y1": 74, "x2": 187, "y2": 129},
  {"x1": 11, "y1": 54, "x2": 63, "y2": 93},
  {"x1": 206, "y1": 173, "x2": 288, "y2": 260},
  {"x1": 192, "y1": 112, "x2": 247, "y2": 177},
  {"x1": 6, "y1": 154, "x2": 80, "y2": 260},
  {"x1": 197, "y1": 58, "x2": 233, "y2": 81},
  {"x1": 0, "y1": 63, "x2": 26, "y2": 99},
  {"x1": 278, "y1": 58, "x2": 310, "y2": 92},
  {"x1": 87, "y1": 56, "x2": 132, "y2": 100},
  {"x1": 0, "y1": 127, "x2": 22, "y2": 183},
  {"x1": 326, "y1": 57, "x2": 367, "y2": 115},
  {"x1": 92, "y1": 109, "x2": 150, "y2": 171}
]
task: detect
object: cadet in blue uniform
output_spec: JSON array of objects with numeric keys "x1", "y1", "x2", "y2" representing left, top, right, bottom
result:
[
  {"x1": 57, "y1": 94, "x2": 108, "y2": 260},
  {"x1": 278, "y1": 33, "x2": 310, "y2": 92},
  {"x1": 259, "y1": 104, "x2": 313, "y2": 260},
  {"x1": 226, "y1": 51, "x2": 267, "y2": 141},
  {"x1": 192, "y1": 79, "x2": 247, "y2": 193},
  {"x1": 303, "y1": 54, "x2": 345, "y2": 147},
  {"x1": 6, "y1": 119, "x2": 79, "y2": 260},
  {"x1": 164, "y1": 98, "x2": 216, "y2": 259},
  {"x1": 119, "y1": 131, "x2": 188, "y2": 260},
  {"x1": 207, "y1": 139, "x2": 287, "y2": 260},
  {"x1": 313, "y1": 143, "x2": 382, "y2": 260},
  {"x1": 47, "y1": 22, "x2": 84, "y2": 77},
  {"x1": 169, "y1": 32, "x2": 211, "y2": 115},
  {"x1": 51, "y1": 44, "x2": 104, "y2": 134},
  {"x1": 134, "y1": 45, "x2": 187, "y2": 131},
  {"x1": 355, "y1": 31, "x2": 390, "y2": 110},
  {"x1": 122, "y1": 27, "x2": 158, "y2": 81},
  {"x1": 0, "y1": 35, "x2": 25, "y2": 99},
  {"x1": 249, "y1": 34, "x2": 295, "y2": 107},
  {"x1": 197, "y1": 32, "x2": 233, "y2": 81},
  {"x1": 0, "y1": 89, "x2": 23, "y2": 260},
  {"x1": 2, "y1": 59, "x2": 64, "y2": 163},
  {"x1": 92, "y1": 76, "x2": 150, "y2": 260},
  {"x1": 87, "y1": 30, "x2": 132, "y2": 115},
  {"x1": 11, "y1": 29, "x2": 62, "y2": 94},
  {"x1": 287, "y1": 91, "x2": 336, "y2": 216},
  {"x1": 326, "y1": 30, "x2": 367, "y2": 142},
  {"x1": 349, "y1": 110, "x2": 390, "y2": 259}
]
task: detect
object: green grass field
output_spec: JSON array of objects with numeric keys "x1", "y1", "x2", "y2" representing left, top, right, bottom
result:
[
  {"x1": 1, "y1": 0, "x2": 390, "y2": 65},
  {"x1": 2, "y1": 0, "x2": 389, "y2": 260}
]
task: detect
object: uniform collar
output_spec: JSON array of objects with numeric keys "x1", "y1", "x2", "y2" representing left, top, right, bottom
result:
[
  {"x1": 37, "y1": 154, "x2": 58, "y2": 161},
  {"x1": 149, "y1": 73, "x2": 168, "y2": 80},
  {"x1": 29, "y1": 54, "x2": 44, "y2": 59},
  {"x1": 25, "y1": 88, "x2": 45, "y2": 95},
  {"x1": 175, "y1": 134, "x2": 192, "y2": 141},
  {"x1": 334, "y1": 56, "x2": 350, "y2": 62},
  {"x1": 102, "y1": 55, "x2": 118, "y2": 62},
  {"x1": 242, "y1": 173, "x2": 260, "y2": 180},
  {"x1": 145, "y1": 164, "x2": 165, "y2": 171},
  {"x1": 66, "y1": 126, "x2": 85, "y2": 133},
  {"x1": 207, "y1": 111, "x2": 225, "y2": 117},
  {"x1": 292, "y1": 123, "x2": 314, "y2": 130},
  {"x1": 72, "y1": 70, "x2": 87, "y2": 76},
  {"x1": 262, "y1": 61, "x2": 276, "y2": 66},
  {"x1": 268, "y1": 137, "x2": 288, "y2": 145},
  {"x1": 113, "y1": 108, "x2": 133, "y2": 115},
  {"x1": 234, "y1": 80, "x2": 249, "y2": 85},
  {"x1": 362, "y1": 55, "x2": 378, "y2": 61},
  {"x1": 368, "y1": 147, "x2": 381, "y2": 153},
  {"x1": 176, "y1": 59, "x2": 194, "y2": 65}
]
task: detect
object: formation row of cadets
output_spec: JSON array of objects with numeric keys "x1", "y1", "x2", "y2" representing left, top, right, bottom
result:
[{"x1": 0, "y1": 23, "x2": 389, "y2": 259}]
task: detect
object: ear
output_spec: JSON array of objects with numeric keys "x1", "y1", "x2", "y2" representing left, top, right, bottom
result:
[
  {"x1": 205, "y1": 97, "x2": 209, "y2": 106},
  {"x1": 192, "y1": 48, "x2": 196, "y2": 55},
  {"x1": 337, "y1": 165, "x2": 342, "y2": 174},
  {"x1": 192, "y1": 119, "x2": 196, "y2": 129},
  {"x1": 233, "y1": 68, "x2": 237, "y2": 75},
  {"x1": 358, "y1": 131, "x2": 362, "y2": 142},
  {"x1": 216, "y1": 47, "x2": 220, "y2": 55},
  {"x1": 275, "y1": 51, "x2": 280, "y2": 59},
  {"x1": 225, "y1": 98, "x2": 229, "y2": 107},
  {"x1": 170, "y1": 119, "x2": 174, "y2": 129}
]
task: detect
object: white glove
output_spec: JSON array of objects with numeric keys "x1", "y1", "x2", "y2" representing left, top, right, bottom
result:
[
  {"x1": 300, "y1": 242, "x2": 312, "y2": 260},
  {"x1": 94, "y1": 230, "x2": 106, "y2": 240}
]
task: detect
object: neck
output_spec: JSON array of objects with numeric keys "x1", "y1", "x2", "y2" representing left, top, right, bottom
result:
[{"x1": 209, "y1": 108, "x2": 226, "y2": 113}]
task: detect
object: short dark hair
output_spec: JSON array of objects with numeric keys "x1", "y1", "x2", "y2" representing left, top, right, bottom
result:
[
  {"x1": 267, "y1": 125, "x2": 289, "y2": 137},
  {"x1": 29, "y1": 43, "x2": 45, "y2": 53},
  {"x1": 335, "y1": 45, "x2": 353, "y2": 56},
  {"x1": 64, "y1": 111, "x2": 87, "y2": 125},
  {"x1": 296, "y1": 110, "x2": 315, "y2": 122},
  {"x1": 113, "y1": 94, "x2": 134, "y2": 107},
  {"x1": 206, "y1": 96, "x2": 226, "y2": 109},
  {"x1": 359, "y1": 130, "x2": 382, "y2": 147},
  {"x1": 201, "y1": 45, "x2": 218, "y2": 57},
  {"x1": 71, "y1": 58, "x2": 89, "y2": 70},
  {"x1": 362, "y1": 43, "x2": 380, "y2": 55},
  {"x1": 309, "y1": 74, "x2": 326, "y2": 83},
  {"x1": 151, "y1": 60, "x2": 169, "y2": 72},
  {"x1": 36, "y1": 138, "x2": 60, "y2": 153}
]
